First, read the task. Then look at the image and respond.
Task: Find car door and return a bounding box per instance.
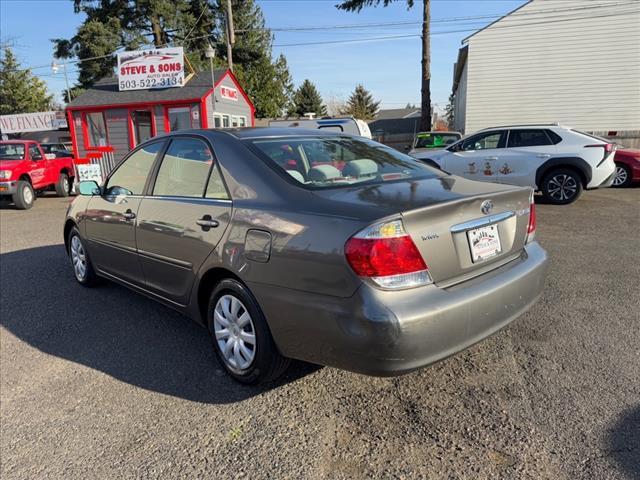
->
[135,136,232,305]
[84,141,165,285]
[27,144,47,188]
[498,129,558,186]
[441,130,506,182]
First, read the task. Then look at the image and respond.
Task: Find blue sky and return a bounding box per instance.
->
[1,0,523,111]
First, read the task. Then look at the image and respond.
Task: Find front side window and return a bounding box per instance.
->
[460,131,504,151]
[105,141,164,195]
[86,112,108,147]
[167,107,192,131]
[153,138,213,197]
[249,136,442,189]
[29,146,42,160]
[508,129,552,148]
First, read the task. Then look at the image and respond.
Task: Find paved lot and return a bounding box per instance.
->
[1,189,639,479]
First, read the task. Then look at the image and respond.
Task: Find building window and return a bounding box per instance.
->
[85,112,108,147]
[222,114,230,128]
[213,114,222,128]
[232,116,239,128]
[238,116,247,127]
[167,106,192,131]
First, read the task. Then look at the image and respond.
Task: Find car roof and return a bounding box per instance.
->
[0,140,36,144]
[159,127,353,141]
[478,124,569,131]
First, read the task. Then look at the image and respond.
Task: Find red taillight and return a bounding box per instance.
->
[345,236,427,277]
[526,200,536,243]
[585,143,614,153]
[345,219,431,289]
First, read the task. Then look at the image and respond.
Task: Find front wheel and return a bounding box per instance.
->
[12,180,35,210]
[541,169,583,205]
[207,279,290,384]
[55,173,70,197]
[612,163,632,187]
[68,227,98,286]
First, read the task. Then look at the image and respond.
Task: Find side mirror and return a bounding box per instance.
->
[78,180,101,196]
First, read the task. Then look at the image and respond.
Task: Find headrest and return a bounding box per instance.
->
[342,159,378,178]
[308,164,342,182]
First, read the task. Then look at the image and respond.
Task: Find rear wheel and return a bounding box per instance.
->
[541,168,583,205]
[207,279,290,384]
[55,173,70,197]
[12,180,35,210]
[612,163,632,187]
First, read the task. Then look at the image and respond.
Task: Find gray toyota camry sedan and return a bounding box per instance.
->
[64,128,548,384]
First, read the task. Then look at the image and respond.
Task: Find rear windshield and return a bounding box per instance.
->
[0,144,25,160]
[414,132,460,149]
[248,136,442,189]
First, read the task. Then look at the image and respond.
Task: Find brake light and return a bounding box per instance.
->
[345,219,431,289]
[526,194,536,244]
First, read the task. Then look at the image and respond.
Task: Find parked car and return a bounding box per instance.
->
[612,148,640,187]
[410,125,617,205]
[0,140,75,209]
[408,131,462,156]
[65,128,548,384]
[41,142,75,159]
[269,116,372,138]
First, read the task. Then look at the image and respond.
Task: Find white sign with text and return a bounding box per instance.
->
[0,111,67,134]
[117,47,184,91]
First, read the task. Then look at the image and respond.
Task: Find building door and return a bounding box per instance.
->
[131,109,154,145]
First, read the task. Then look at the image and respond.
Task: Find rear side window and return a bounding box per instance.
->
[508,129,552,147]
[545,130,563,145]
[106,141,164,195]
[248,136,441,189]
[153,138,213,197]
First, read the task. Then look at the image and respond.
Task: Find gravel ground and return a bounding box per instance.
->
[1,189,639,479]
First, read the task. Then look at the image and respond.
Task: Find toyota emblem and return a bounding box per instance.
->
[481,200,493,215]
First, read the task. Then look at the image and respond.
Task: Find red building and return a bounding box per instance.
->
[66,68,254,170]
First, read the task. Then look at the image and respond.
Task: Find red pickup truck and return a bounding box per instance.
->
[0,140,75,209]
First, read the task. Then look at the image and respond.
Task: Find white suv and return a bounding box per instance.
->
[410,125,617,204]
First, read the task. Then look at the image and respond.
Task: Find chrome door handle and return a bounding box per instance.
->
[197,215,219,230]
[485,156,498,161]
[123,210,136,220]
[536,154,551,159]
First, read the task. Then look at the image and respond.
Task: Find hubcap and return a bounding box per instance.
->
[213,295,256,371]
[63,177,69,192]
[70,235,87,281]
[547,174,578,201]
[613,166,628,186]
[23,185,33,204]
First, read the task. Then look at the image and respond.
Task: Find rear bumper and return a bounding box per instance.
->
[251,242,548,376]
[0,181,17,195]
[587,155,616,189]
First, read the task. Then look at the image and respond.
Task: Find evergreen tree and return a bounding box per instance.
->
[0,47,53,115]
[289,80,327,117]
[340,84,380,120]
[53,0,293,117]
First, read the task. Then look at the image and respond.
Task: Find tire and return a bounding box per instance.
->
[55,173,70,197]
[612,163,632,188]
[541,168,583,205]
[207,279,290,384]
[12,180,35,210]
[67,227,99,286]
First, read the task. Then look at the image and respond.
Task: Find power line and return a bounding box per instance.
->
[7,1,638,74]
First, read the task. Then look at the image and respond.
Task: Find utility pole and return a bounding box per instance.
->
[226,0,234,71]
[52,61,72,103]
[420,0,432,132]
